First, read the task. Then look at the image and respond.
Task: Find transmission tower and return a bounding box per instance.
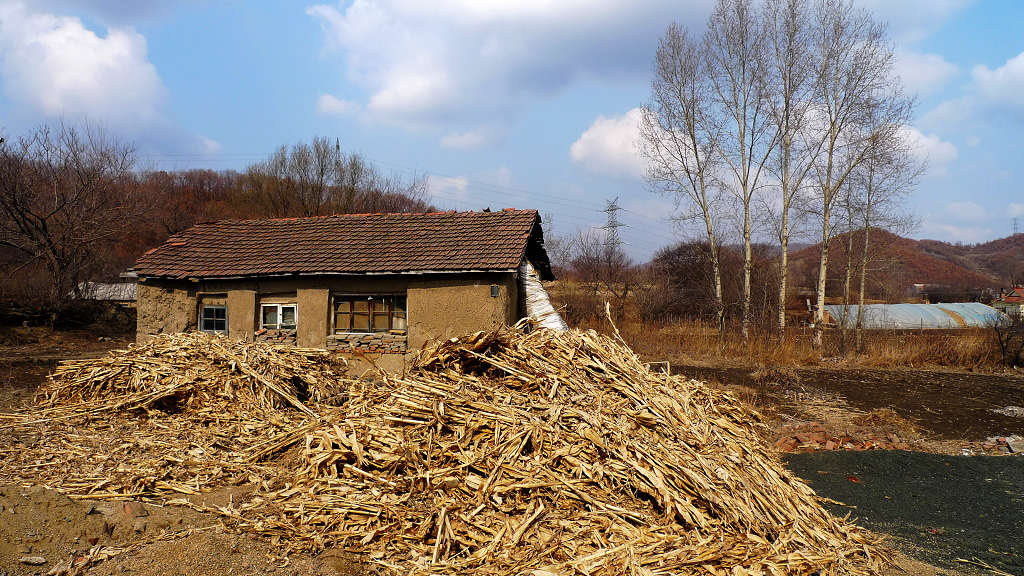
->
[601,197,626,253]
[1014,217,1019,236]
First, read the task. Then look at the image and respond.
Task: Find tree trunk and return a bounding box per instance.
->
[707,221,726,346]
[777,141,792,342]
[840,223,854,356]
[856,221,871,353]
[742,208,752,340]
[812,205,831,349]
[778,215,789,342]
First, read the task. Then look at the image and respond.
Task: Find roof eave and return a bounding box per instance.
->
[137,268,521,281]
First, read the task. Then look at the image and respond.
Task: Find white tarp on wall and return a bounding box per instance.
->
[521,261,568,331]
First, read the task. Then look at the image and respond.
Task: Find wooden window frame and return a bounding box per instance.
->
[200,305,228,335]
[260,303,297,330]
[333,294,407,335]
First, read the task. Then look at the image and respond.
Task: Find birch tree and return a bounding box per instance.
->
[852,129,921,352]
[641,24,727,341]
[761,0,821,340]
[705,0,776,340]
[808,0,911,349]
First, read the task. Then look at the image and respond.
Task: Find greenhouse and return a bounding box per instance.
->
[823,302,1004,330]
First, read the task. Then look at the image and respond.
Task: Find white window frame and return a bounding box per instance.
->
[200,305,228,334]
[261,303,298,330]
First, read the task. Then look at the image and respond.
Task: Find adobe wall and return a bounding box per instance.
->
[406,274,518,350]
[135,273,519,372]
[136,280,197,343]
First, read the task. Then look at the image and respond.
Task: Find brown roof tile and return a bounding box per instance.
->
[135,210,550,279]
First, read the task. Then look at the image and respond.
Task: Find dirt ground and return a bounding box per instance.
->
[0,483,361,576]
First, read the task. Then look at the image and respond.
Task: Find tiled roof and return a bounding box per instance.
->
[1001,287,1024,303]
[135,210,551,280]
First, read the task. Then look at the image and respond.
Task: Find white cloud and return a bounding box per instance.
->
[570,108,645,178]
[0,1,165,130]
[306,0,710,134]
[898,126,958,175]
[427,175,471,205]
[923,50,1024,131]
[1010,203,1024,218]
[439,128,492,150]
[316,93,358,117]
[944,201,986,222]
[893,50,958,95]
[971,52,1024,117]
[921,221,992,244]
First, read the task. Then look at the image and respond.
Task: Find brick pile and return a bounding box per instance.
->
[774,421,912,453]
[981,435,1023,454]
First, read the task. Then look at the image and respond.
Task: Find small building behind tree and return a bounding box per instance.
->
[993,286,1024,319]
[132,209,557,372]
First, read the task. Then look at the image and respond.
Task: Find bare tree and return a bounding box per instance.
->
[540,212,574,274]
[852,129,921,352]
[808,0,912,349]
[243,137,429,218]
[570,225,633,324]
[705,0,776,339]
[641,23,727,341]
[990,313,1024,368]
[0,123,138,304]
[761,0,821,340]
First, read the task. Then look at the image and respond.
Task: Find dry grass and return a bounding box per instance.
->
[584,318,1005,371]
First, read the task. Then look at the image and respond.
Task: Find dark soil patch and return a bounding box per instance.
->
[677,365,1024,440]
[786,451,1024,575]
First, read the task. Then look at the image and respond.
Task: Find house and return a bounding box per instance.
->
[132,210,557,372]
[993,286,1024,318]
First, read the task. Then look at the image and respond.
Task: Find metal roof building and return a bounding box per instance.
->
[824,302,1003,329]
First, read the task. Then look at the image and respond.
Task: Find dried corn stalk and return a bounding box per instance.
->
[1,328,891,575]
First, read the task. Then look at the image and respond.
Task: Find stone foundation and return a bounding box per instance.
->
[255,328,298,345]
[327,331,407,353]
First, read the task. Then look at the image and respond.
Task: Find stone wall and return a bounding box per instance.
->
[255,328,298,345]
[326,331,407,353]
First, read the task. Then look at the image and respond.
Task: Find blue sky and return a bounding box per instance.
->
[1,0,1022,259]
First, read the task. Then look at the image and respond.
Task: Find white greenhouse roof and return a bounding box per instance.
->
[824,302,1003,330]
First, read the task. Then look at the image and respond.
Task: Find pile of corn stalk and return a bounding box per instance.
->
[0,328,890,575]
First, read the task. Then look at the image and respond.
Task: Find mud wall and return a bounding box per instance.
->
[136,280,197,343]
[136,273,519,369]
[406,274,517,350]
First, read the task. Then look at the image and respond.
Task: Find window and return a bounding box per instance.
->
[261,304,297,330]
[334,295,406,334]
[200,305,227,334]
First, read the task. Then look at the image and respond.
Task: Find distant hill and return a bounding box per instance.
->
[916,234,1024,284]
[789,229,1022,300]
